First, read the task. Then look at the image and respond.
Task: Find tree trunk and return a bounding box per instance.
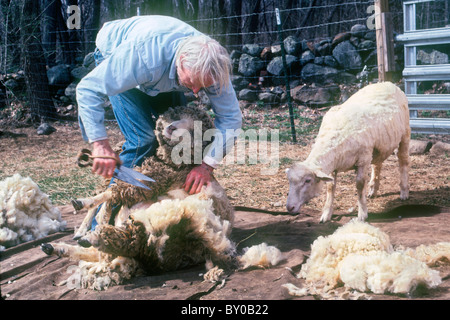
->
[21,0,55,122]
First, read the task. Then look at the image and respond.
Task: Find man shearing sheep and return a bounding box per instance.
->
[77,15,242,192]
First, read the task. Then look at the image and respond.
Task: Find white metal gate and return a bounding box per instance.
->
[396,0,450,134]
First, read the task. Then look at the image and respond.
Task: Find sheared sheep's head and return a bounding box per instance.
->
[155,105,215,167]
[285,163,333,214]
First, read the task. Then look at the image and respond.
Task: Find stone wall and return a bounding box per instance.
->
[231,23,407,108]
[7,23,450,115]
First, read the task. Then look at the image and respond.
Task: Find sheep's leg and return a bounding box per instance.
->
[114,205,131,228]
[319,171,337,223]
[41,242,101,262]
[73,206,98,240]
[86,223,144,258]
[72,190,114,240]
[71,189,113,211]
[397,134,410,200]
[368,163,382,198]
[356,163,370,221]
[95,201,112,226]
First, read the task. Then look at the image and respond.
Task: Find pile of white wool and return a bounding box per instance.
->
[0,174,66,251]
[283,220,450,299]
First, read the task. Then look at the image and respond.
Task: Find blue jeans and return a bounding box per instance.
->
[90,49,186,230]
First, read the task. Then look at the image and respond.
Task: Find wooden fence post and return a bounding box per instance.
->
[374,0,395,82]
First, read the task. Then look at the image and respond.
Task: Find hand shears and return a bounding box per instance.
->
[77,149,155,190]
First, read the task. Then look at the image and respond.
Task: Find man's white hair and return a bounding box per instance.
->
[175,35,231,93]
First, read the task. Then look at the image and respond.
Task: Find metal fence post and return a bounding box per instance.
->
[275,8,297,143]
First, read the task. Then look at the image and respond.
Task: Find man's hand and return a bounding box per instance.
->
[183,162,214,195]
[92,139,120,179]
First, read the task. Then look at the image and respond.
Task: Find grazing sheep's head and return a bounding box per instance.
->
[155,105,214,166]
[285,163,333,214]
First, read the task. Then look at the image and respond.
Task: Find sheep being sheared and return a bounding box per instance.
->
[41,105,237,289]
[286,82,410,222]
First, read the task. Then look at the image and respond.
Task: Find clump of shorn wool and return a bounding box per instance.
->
[239,242,285,269]
[283,220,450,299]
[0,174,66,251]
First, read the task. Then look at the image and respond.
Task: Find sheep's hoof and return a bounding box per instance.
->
[73,234,81,241]
[77,238,92,248]
[71,199,84,211]
[41,243,54,255]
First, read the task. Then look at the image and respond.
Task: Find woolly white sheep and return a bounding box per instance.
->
[286,82,410,222]
[0,174,66,251]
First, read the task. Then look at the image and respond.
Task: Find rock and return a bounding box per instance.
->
[70,66,90,81]
[300,63,340,85]
[260,47,273,60]
[47,64,71,87]
[298,39,308,52]
[417,49,449,65]
[238,54,266,77]
[358,40,377,59]
[266,55,298,76]
[323,55,339,68]
[271,45,282,56]
[429,141,450,156]
[358,40,376,51]
[258,92,279,104]
[238,89,258,101]
[83,52,96,70]
[350,36,360,47]
[283,35,302,56]
[409,140,433,155]
[299,50,315,66]
[242,44,263,57]
[230,50,241,73]
[64,82,78,102]
[316,40,332,56]
[231,75,250,91]
[350,24,368,38]
[37,123,56,135]
[332,40,362,72]
[314,57,324,65]
[332,32,350,47]
[339,72,357,84]
[291,84,340,107]
[364,30,376,41]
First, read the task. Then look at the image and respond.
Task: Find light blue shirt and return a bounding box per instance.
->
[76,15,242,167]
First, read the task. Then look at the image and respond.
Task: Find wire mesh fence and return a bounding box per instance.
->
[1,0,449,142]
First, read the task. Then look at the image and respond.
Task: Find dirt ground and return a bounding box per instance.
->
[1,121,450,301]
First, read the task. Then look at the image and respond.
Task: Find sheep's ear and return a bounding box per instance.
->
[163,119,191,139]
[314,170,333,182]
[170,119,191,131]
